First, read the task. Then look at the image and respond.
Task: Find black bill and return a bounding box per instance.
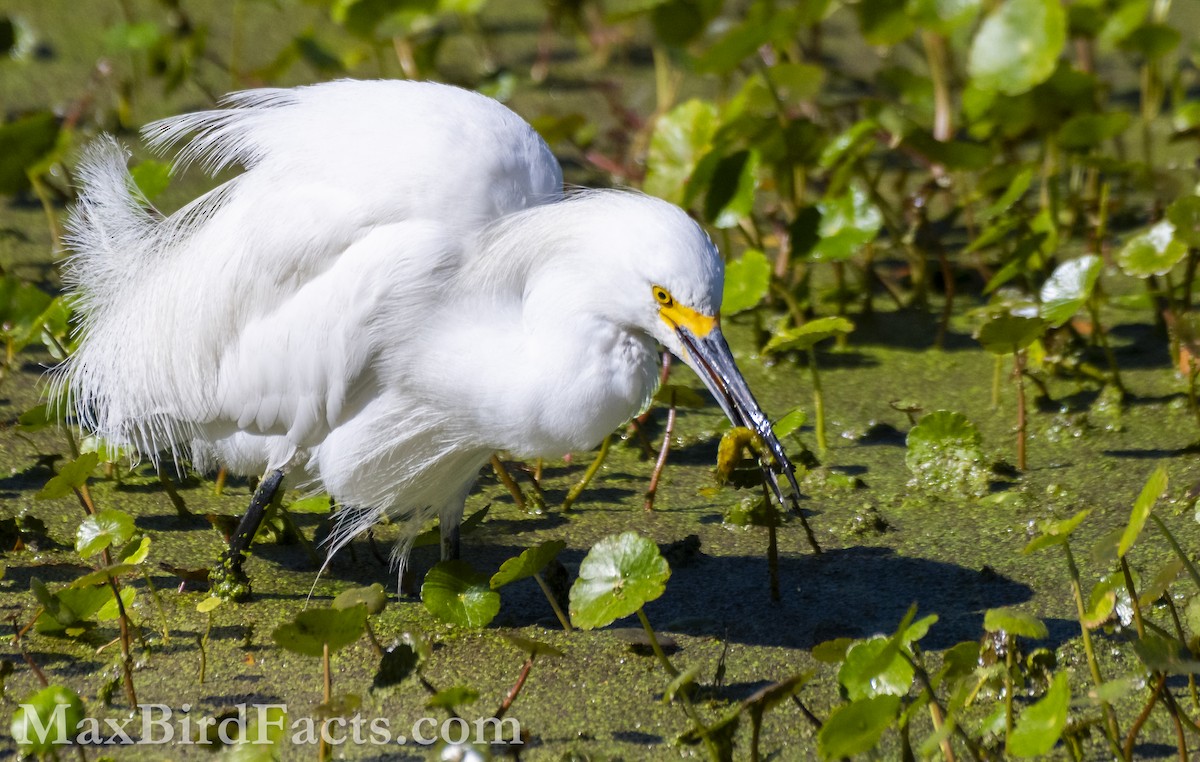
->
[677,326,821,553]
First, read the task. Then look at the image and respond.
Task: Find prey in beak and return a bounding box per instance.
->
[656,292,822,554]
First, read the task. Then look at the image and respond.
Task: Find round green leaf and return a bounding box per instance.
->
[1008,671,1070,757]
[12,685,84,753]
[818,694,902,759]
[569,532,671,630]
[704,149,760,229]
[643,99,718,205]
[722,248,771,315]
[500,633,565,657]
[772,407,808,439]
[1117,220,1187,278]
[1024,509,1092,553]
[763,316,855,354]
[333,583,387,615]
[977,314,1045,354]
[811,184,882,262]
[838,637,914,700]
[983,607,1049,639]
[75,509,135,559]
[271,604,368,657]
[490,540,566,590]
[1166,196,1200,247]
[1057,112,1130,151]
[36,452,100,501]
[1040,255,1101,327]
[421,560,501,628]
[968,0,1066,96]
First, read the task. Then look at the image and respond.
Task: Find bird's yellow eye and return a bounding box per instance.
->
[652,286,674,307]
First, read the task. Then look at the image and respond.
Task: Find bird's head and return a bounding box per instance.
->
[560,192,803,507]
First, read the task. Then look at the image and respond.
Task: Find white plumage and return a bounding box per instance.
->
[57,79,800,584]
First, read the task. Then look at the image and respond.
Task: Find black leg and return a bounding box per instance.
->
[441,522,461,562]
[210,469,285,600]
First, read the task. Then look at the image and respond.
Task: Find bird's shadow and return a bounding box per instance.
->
[482,544,1050,651]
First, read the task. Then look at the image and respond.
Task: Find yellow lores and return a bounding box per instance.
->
[653,285,717,338]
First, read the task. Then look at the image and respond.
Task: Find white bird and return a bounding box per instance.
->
[55,79,806,596]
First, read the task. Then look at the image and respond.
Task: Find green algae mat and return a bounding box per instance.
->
[4,1,1200,759]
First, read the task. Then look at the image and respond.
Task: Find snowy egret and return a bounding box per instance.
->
[56,79,807,595]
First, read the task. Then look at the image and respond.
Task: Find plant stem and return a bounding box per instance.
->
[495,656,534,719]
[1119,557,1146,638]
[141,568,170,644]
[1063,542,1124,757]
[320,642,331,762]
[563,435,611,511]
[808,347,826,455]
[635,608,678,678]
[1014,350,1027,470]
[533,572,572,631]
[1124,673,1164,760]
[1151,514,1200,588]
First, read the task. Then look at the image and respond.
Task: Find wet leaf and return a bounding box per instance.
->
[11,685,84,754]
[1008,671,1070,757]
[811,184,882,262]
[0,112,60,194]
[71,564,138,587]
[838,636,915,700]
[129,159,171,202]
[500,633,564,658]
[968,0,1066,95]
[75,509,135,559]
[662,664,702,703]
[1138,558,1185,607]
[36,452,100,500]
[905,410,988,498]
[288,494,333,514]
[1166,196,1200,247]
[1082,582,1116,629]
[977,314,1045,354]
[812,638,854,664]
[1040,255,1101,327]
[984,607,1048,639]
[426,685,479,709]
[1117,221,1187,278]
[644,99,718,205]
[1132,634,1200,674]
[763,316,855,354]
[906,0,980,34]
[116,535,151,565]
[704,149,759,228]
[653,384,707,409]
[569,532,670,630]
[373,643,419,690]
[95,586,136,621]
[1024,509,1092,553]
[197,596,223,614]
[34,583,111,633]
[818,694,902,759]
[1119,465,1167,557]
[422,561,500,628]
[721,248,771,315]
[333,583,387,615]
[490,540,566,589]
[1057,112,1130,150]
[17,402,67,433]
[271,604,367,657]
[772,407,807,439]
